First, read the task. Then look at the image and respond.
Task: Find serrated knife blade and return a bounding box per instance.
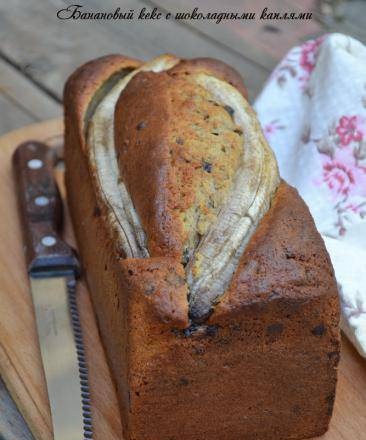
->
[13,141,92,440]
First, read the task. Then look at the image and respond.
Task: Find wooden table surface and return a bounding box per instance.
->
[0,0,366,136]
[0,1,366,439]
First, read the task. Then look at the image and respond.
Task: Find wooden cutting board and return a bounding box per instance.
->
[0,119,122,440]
[0,119,365,440]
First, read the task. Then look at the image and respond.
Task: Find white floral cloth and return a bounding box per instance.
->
[254,33,366,357]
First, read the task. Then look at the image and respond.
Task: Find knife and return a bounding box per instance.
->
[12,141,92,440]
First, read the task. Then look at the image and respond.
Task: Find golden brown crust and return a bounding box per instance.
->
[169,57,248,99]
[63,54,141,152]
[64,54,189,328]
[115,70,177,257]
[213,182,339,320]
[118,257,189,328]
[65,54,340,440]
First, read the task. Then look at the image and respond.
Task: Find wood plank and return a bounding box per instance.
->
[80,0,269,100]
[323,338,366,440]
[0,119,122,440]
[151,0,366,72]
[150,0,324,70]
[0,378,34,440]
[0,59,61,119]
[0,0,268,101]
[310,0,366,45]
[0,119,365,440]
[0,60,60,134]
[0,93,36,135]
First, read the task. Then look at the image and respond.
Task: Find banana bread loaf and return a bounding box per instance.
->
[64,54,340,440]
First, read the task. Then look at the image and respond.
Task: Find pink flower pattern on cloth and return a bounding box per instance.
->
[335,116,366,146]
[269,35,325,88]
[254,33,366,357]
[314,115,366,235]
[299,38,324,74]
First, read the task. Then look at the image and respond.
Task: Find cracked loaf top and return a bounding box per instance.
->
[83,54,280,322]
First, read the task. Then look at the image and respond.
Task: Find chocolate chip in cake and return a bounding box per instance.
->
[328,351,340,365]
[136,121,146,130]
[266,323,284,336]
[193,346,205,355]
[224,105,235,117]
[176,137,184,145]
[93,205,101,217]
[234,128,243,135]
[285,249,296,259]
[207,197,215,208]
[312,324,326,336]
[182,248,190,266]
[179,377,189,386]
[202,161,212,173]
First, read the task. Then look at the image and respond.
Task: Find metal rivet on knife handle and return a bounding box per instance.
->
[34,195,50,207]
[41,235,57,247]
[27,158,43,169]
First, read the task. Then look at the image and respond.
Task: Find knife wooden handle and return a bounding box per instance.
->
[12,141,79,277]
